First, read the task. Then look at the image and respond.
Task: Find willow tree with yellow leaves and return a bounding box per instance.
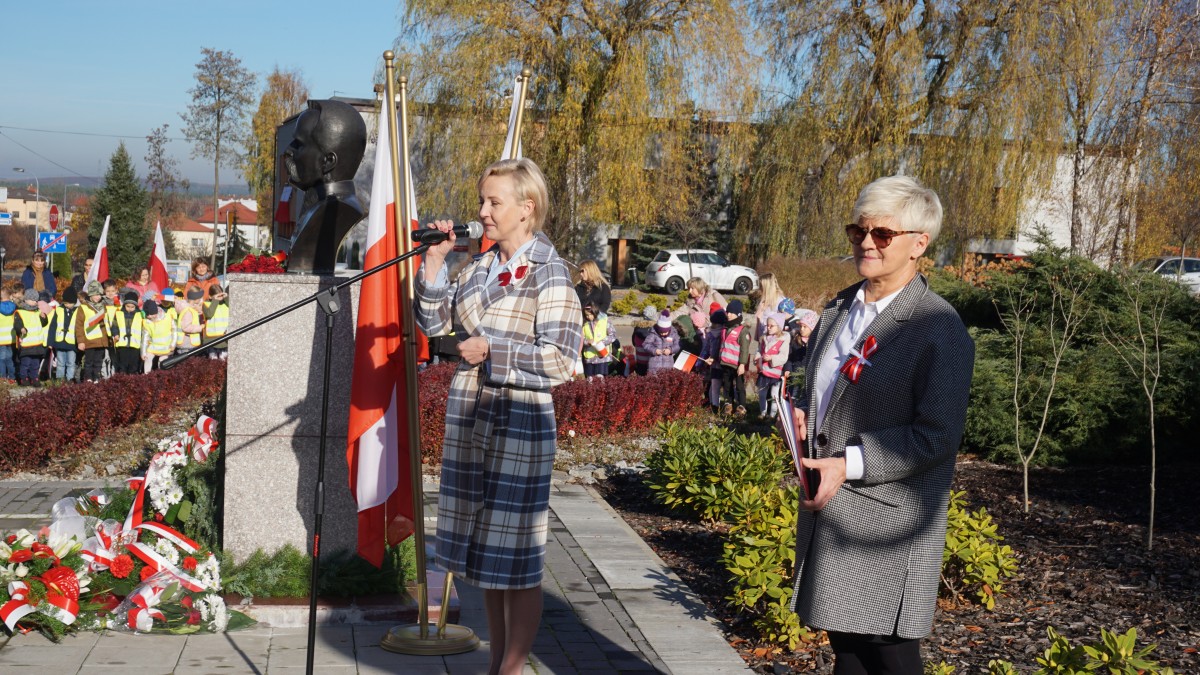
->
[740,1,1066,262]
[243,67,310,230]
[392,0,758,260]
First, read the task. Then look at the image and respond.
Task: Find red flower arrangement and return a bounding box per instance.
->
[228,252,287,274]
[140,566,156,582]
[182,556,198,572]
[109,554,134,579]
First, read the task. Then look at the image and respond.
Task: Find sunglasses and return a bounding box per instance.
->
[845,223,921,249]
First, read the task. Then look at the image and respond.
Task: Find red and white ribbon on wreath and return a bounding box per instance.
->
[187,415,218,462]
[122,466,207,592]
[0,571,81,631]
[839,335,878,384]
[80,519,125,572]
[127,583,167,632]
[0,581,37,631]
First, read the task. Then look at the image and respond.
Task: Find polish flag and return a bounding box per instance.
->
[345,108,416,567]
[674,351,699,372]
[148,222,170,292]
[87,215,111,284]
[479,75,528,254]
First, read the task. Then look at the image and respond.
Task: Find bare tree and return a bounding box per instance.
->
[145,124,189,222]
[1100,270,1172,549]
[181,48,256,268]
[994,253,1094,512]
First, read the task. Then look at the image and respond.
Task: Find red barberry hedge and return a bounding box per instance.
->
[0,360,226,473]
[416,364,704,465]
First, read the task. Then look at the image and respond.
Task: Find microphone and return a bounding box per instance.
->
[412,221,483,245]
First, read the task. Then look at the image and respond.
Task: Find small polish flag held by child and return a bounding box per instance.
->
[674,351,699,372]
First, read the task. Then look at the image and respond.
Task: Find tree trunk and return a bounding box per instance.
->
[1112,22,1162,267]
[1148,397,1156,550]
[1070,125,1087,255]
[211,140,220,270]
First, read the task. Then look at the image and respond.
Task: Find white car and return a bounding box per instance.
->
[1138,257,1200,294]
[645,249,759,295]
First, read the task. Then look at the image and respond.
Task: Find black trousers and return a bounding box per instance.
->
[114,347,141,375]
[81,348,107,382]
[827,631,922,675]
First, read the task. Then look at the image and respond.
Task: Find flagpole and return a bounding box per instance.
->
[508,67,532,160]
[380,51,478,656]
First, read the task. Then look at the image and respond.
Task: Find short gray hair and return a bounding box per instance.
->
[852,175,943,242]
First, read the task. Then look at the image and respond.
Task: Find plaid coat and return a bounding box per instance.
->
[415,233,582,589]
[789,274,974,639]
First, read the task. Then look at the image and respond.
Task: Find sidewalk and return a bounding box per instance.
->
[0,477,750,674]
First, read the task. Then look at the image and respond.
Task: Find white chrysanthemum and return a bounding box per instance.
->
[204,594,228,632]
[195,554,221,590]
[153,538,180,566]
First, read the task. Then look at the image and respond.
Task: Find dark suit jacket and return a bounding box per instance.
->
[789,273,974,639]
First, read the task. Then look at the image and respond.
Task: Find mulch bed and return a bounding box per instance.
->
[595,457,1200,672]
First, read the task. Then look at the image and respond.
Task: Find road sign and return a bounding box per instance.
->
[0,213,11,227]
[38,231,68,254]
[48,204,60,230]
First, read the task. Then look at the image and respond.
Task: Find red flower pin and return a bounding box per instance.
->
[497,265,529,287]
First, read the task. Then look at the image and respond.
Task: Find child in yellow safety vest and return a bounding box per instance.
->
[580,303,616,379]
[201,284,229,360]
[111,291,145,375]
[47,286,80,381]
[0,290,16,382]
[76,281,113,383]
[102,279,120,379]
[177,287,206,354]
[140,299,176,372]
[13,289,48,387]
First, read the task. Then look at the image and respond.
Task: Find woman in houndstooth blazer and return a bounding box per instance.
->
[789,175,974,674]
[416,158,582,675]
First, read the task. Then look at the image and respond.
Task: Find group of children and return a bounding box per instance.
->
[575,292,822,420]
[0,278,230,386]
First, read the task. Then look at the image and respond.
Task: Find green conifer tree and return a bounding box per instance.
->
[90,142,150,280]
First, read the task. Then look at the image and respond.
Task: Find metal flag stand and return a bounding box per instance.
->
[378,50,478,656]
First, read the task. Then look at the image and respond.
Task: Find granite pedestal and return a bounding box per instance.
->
[223,271,363,561]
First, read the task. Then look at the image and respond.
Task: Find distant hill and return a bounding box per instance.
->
[1,177,252,198]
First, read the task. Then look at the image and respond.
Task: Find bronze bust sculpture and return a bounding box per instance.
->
[285,99,366,273]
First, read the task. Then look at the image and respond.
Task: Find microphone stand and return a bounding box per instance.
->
[162,242,431,675]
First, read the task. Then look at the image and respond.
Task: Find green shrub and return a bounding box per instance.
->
[645,423,789,523]
[941,490,1018,609]
[611,290,641,316]
[996,626,1181,674]
[221,540,416,599]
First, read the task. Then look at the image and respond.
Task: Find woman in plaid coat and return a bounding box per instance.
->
[416,158,582,675]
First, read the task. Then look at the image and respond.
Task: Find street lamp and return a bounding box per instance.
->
[13,167,44,252]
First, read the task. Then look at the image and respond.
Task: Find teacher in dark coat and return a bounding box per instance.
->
[21,251,57,299]
[789,175,974,674]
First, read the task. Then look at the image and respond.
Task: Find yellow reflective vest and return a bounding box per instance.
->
[53,306,77,346]
[0,313,15,347]
[143,317,176,356]
[17,309,46,348]
[204,303,229,337]
[178,306,202,348]
[112,311,145,349]
[78,305,109,342]
[581,316,611,360]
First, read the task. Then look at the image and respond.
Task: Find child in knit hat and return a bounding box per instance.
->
[642,310,681,375]
[754,312,791,420]
[716,299,752,415]
[140,299,176,372]
[111,291,145,374]
[0,290,16,382]
[75,281,113,383]
[698,303,727,411]
[47,286,80,381]
[13,289,48,386]
[782,308,819,401]
[176,286,206,355]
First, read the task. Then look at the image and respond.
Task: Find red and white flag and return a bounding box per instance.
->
[346,108,418,568]
[674,351,699,372]
[148,221,170,292]
[87,216,111,284]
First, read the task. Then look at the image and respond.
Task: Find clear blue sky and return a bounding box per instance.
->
[1,0,403,189]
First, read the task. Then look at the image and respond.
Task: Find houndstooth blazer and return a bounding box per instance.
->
[788,273,974,640]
